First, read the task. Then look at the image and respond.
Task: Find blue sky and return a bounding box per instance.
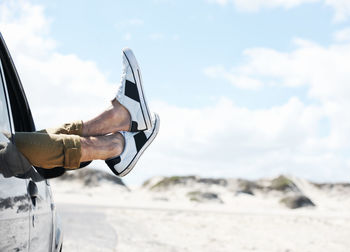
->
[1,0,350,184]
[31,0,341,109]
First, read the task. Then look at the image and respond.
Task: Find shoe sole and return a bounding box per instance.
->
[122,48,152,131]
[119,113,160,177]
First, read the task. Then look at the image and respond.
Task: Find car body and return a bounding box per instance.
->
[0,33,63,252]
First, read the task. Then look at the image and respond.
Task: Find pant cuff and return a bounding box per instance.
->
[62,135,81,169]
[65,120,83,136]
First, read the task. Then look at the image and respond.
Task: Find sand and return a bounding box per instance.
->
[50,175,350,252]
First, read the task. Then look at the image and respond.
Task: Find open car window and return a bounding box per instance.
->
[0,33,66,179]
[0,60,11,142]
[0,33,35,133]
[0,33,38,178]
[0,59,33,178]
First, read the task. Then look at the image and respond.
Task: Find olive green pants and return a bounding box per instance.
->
[14,121,83,169]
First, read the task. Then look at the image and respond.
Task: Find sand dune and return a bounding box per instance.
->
[51,169,350,252]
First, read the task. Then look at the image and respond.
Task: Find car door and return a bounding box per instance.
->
[0,33,55,252]
[27,177,54,252]
[0,56,31,251]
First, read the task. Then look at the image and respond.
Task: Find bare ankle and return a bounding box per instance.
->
[107,133,125,158]
[81,100,131,137]
[111,99,131,131]
[80,133,125,162]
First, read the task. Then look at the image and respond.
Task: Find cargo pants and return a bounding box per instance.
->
[14,121,84,169]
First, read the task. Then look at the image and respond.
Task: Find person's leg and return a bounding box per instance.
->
[39,120,83,135]
[82,98,131,136]
[14,132,124,169]
[14,48,158,176]
[39,99,130,137]
[14,97,131,169]
[80,133,124,162]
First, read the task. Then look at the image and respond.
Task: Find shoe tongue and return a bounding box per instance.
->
[116,79,124,99]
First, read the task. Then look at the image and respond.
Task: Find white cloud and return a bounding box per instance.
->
[137,97,348,182]
[334,27,350,42]
[204,65,263,90]
[325,0,350,22]
[209,0,350,22]
[0,1,115,129]
[235,0,317,11]
[0,1,56,58]
[227,38,350,106]
[204,36,350,174]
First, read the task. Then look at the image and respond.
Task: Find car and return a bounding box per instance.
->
[0,33,63,252]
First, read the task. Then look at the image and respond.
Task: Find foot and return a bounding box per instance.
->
[105,113,160,177]
[116,48,152,132]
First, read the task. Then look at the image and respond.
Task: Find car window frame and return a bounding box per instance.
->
[0,57,15,138]
[0,33,36,133]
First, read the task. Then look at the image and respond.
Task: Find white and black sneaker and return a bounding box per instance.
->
[105,113,160,177]
[116,48,152,132]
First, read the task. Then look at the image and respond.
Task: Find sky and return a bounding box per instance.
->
[1,0,350,185]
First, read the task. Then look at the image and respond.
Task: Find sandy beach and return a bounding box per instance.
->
[51,169,350,252]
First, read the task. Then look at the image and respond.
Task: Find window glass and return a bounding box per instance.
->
[0,62,11,142]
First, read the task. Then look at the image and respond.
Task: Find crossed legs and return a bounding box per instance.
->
[15,99,131,169]
[14,48,160,177]
[80,99,130,162]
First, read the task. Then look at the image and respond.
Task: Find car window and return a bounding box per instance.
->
[0,59,32,178]
[0,60,11,142]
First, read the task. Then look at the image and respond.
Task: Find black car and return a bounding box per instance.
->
[0,33,63,252]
